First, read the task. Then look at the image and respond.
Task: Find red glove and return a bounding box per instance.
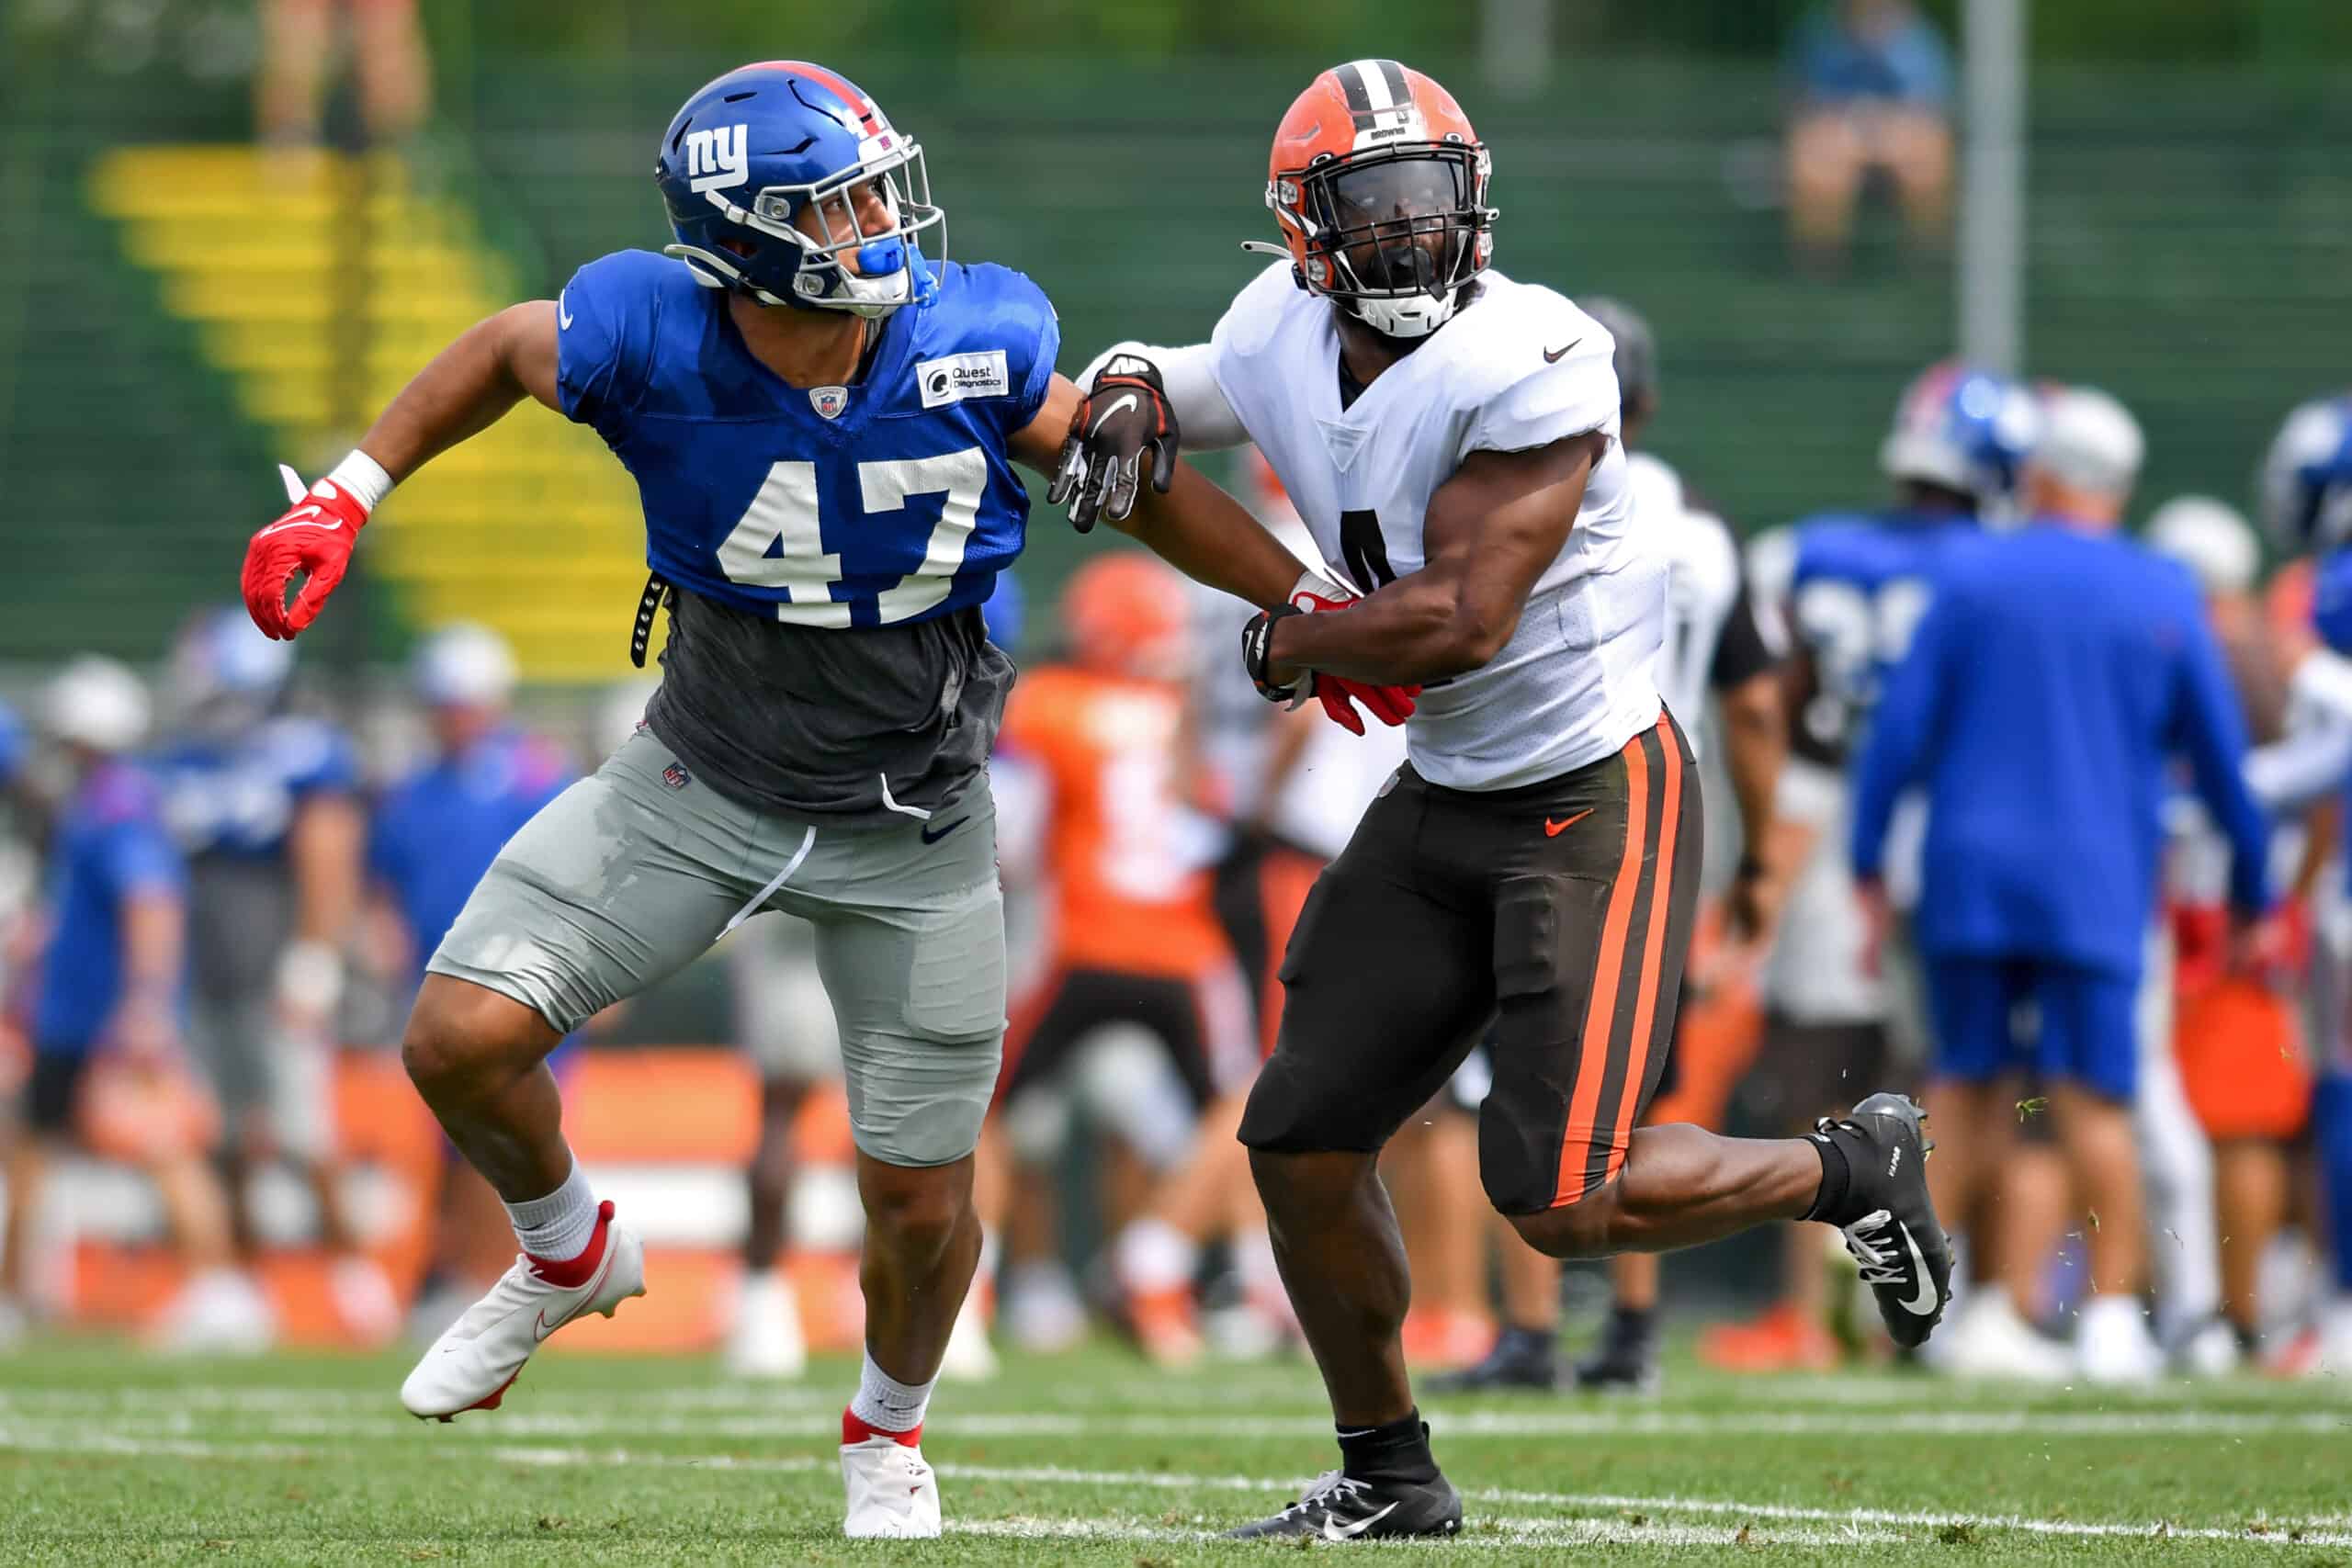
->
[1284,575,1419,735]
[242,464,370,639]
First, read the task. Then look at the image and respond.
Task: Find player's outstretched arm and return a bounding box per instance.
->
[1012,372,1306,612]
[242,302,560,638]
[1266,431,1607,687]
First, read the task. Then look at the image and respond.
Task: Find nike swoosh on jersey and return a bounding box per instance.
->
[919,818,967,845]
[1543,337,1583,364]
[1544,808,1593,837]
[254,510,337,538]
[558,289,574,331]
[1323,1503,1399,1540]
[1894,1223,1939,1315]
[1090,392,1139,434]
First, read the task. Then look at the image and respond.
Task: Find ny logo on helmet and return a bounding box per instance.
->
[684,124,749,194]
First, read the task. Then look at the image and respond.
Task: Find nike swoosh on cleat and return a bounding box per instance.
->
[1090,392,1139,434]
[1894,1223,1939,1315]
[1323,1502,1399,1540]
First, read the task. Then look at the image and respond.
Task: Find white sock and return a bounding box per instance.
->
[504,1160,598,1261]
[849,1349,935,1436]
[1117,1217,1199,1293]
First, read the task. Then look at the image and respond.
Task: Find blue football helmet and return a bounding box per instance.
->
[2260,392,2352,557]
[655,61,942,319]
[1879,361,2041,510]
[169,604,293,732]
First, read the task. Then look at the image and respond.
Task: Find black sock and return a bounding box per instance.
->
[1609,1303,1657,1342]
[1800,1131,1852,1224]
[1337,1410,1440,1485]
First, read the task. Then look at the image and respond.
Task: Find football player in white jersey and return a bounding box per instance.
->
[1053,60,1949,1540]
[1430,297,1792,1398]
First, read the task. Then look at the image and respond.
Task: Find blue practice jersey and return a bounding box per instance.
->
[558,248,1056,631]
[1778,509,1980,767]
[1851,523,2269,976]
[370,729,575,975]
[35,760,186,1050]
[553,248,1056,821]
[153,715,359,862]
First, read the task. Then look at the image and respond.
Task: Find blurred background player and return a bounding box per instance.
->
[2253,392,2352,1372]
[1851,386,2272,1384]
[1433,296,1791,1394]
[151,608,392,1346]
[368,625,574,1337]
[1105,458,1407,1367]
[1717,362,2034,1374]
[2146,496,2298,1373]
[2,659,243,1349]
[989,554,1253,1361]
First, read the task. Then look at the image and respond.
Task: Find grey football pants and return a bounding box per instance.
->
[429,731,1004,1167]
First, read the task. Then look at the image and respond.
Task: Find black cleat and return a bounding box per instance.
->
[1572,1308,1661,1394]
[1226,1469,1464,1541]
[1811,1092,1952,1349]
[1426,1325,1559,1393]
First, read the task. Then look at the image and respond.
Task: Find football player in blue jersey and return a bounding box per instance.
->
[1731,363,2040,1372]
[235,61,1402,1538]
[150,607,394,1346]
[1,659,243,1350]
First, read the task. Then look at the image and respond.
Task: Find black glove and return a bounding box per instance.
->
[1240,604,1304,701]
[1047,354,1181,532]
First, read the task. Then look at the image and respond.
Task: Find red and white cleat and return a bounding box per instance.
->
[841,1413,942,1539]
[400,1201,643,1421]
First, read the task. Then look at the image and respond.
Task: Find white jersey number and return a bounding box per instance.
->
[717,449,986,626]
[1792,575,1932,748]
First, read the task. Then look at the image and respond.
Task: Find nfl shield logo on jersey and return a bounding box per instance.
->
[809,385,849,421]
[662,761,691,789]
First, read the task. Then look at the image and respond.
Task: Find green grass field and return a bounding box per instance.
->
[2,1336,2346,1564]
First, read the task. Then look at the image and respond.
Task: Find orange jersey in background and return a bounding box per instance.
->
[1001,663,1230,980]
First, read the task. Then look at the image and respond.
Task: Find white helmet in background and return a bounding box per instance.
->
[46,655,152,755]
[2145,495,2260,598]
[411,623,519,709]
[2031,385,2145,501]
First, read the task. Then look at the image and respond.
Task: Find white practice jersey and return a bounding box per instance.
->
[1629,451,1748,761]
[1205,262,1665,791]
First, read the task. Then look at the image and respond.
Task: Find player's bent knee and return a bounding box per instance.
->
[857,1159,972,1264]
[1236,1055,1384,1156]
[1506,1181,1625,1260]
[400,976,557,1092]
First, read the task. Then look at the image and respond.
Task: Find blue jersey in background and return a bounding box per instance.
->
[1851,522,2269,976]
[1778,508,1979,766]
[369,729,576,977]
[35,760,185,1050]
[152,715,360,863]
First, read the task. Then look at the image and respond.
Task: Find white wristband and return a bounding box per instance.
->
[325,449,395,513]
[276,939,347,1017]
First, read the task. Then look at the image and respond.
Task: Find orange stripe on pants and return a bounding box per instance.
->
[1598,714,1685,1190]
[1555,728,1650,1208]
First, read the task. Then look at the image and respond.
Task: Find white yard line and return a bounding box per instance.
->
[951,1515,1911,1547]
[0,1390,2341,1440]
[2,1427,2344,1549]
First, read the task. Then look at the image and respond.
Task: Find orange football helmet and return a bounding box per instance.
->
[1059,551,1191,682]
[1261,59,1496,339]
